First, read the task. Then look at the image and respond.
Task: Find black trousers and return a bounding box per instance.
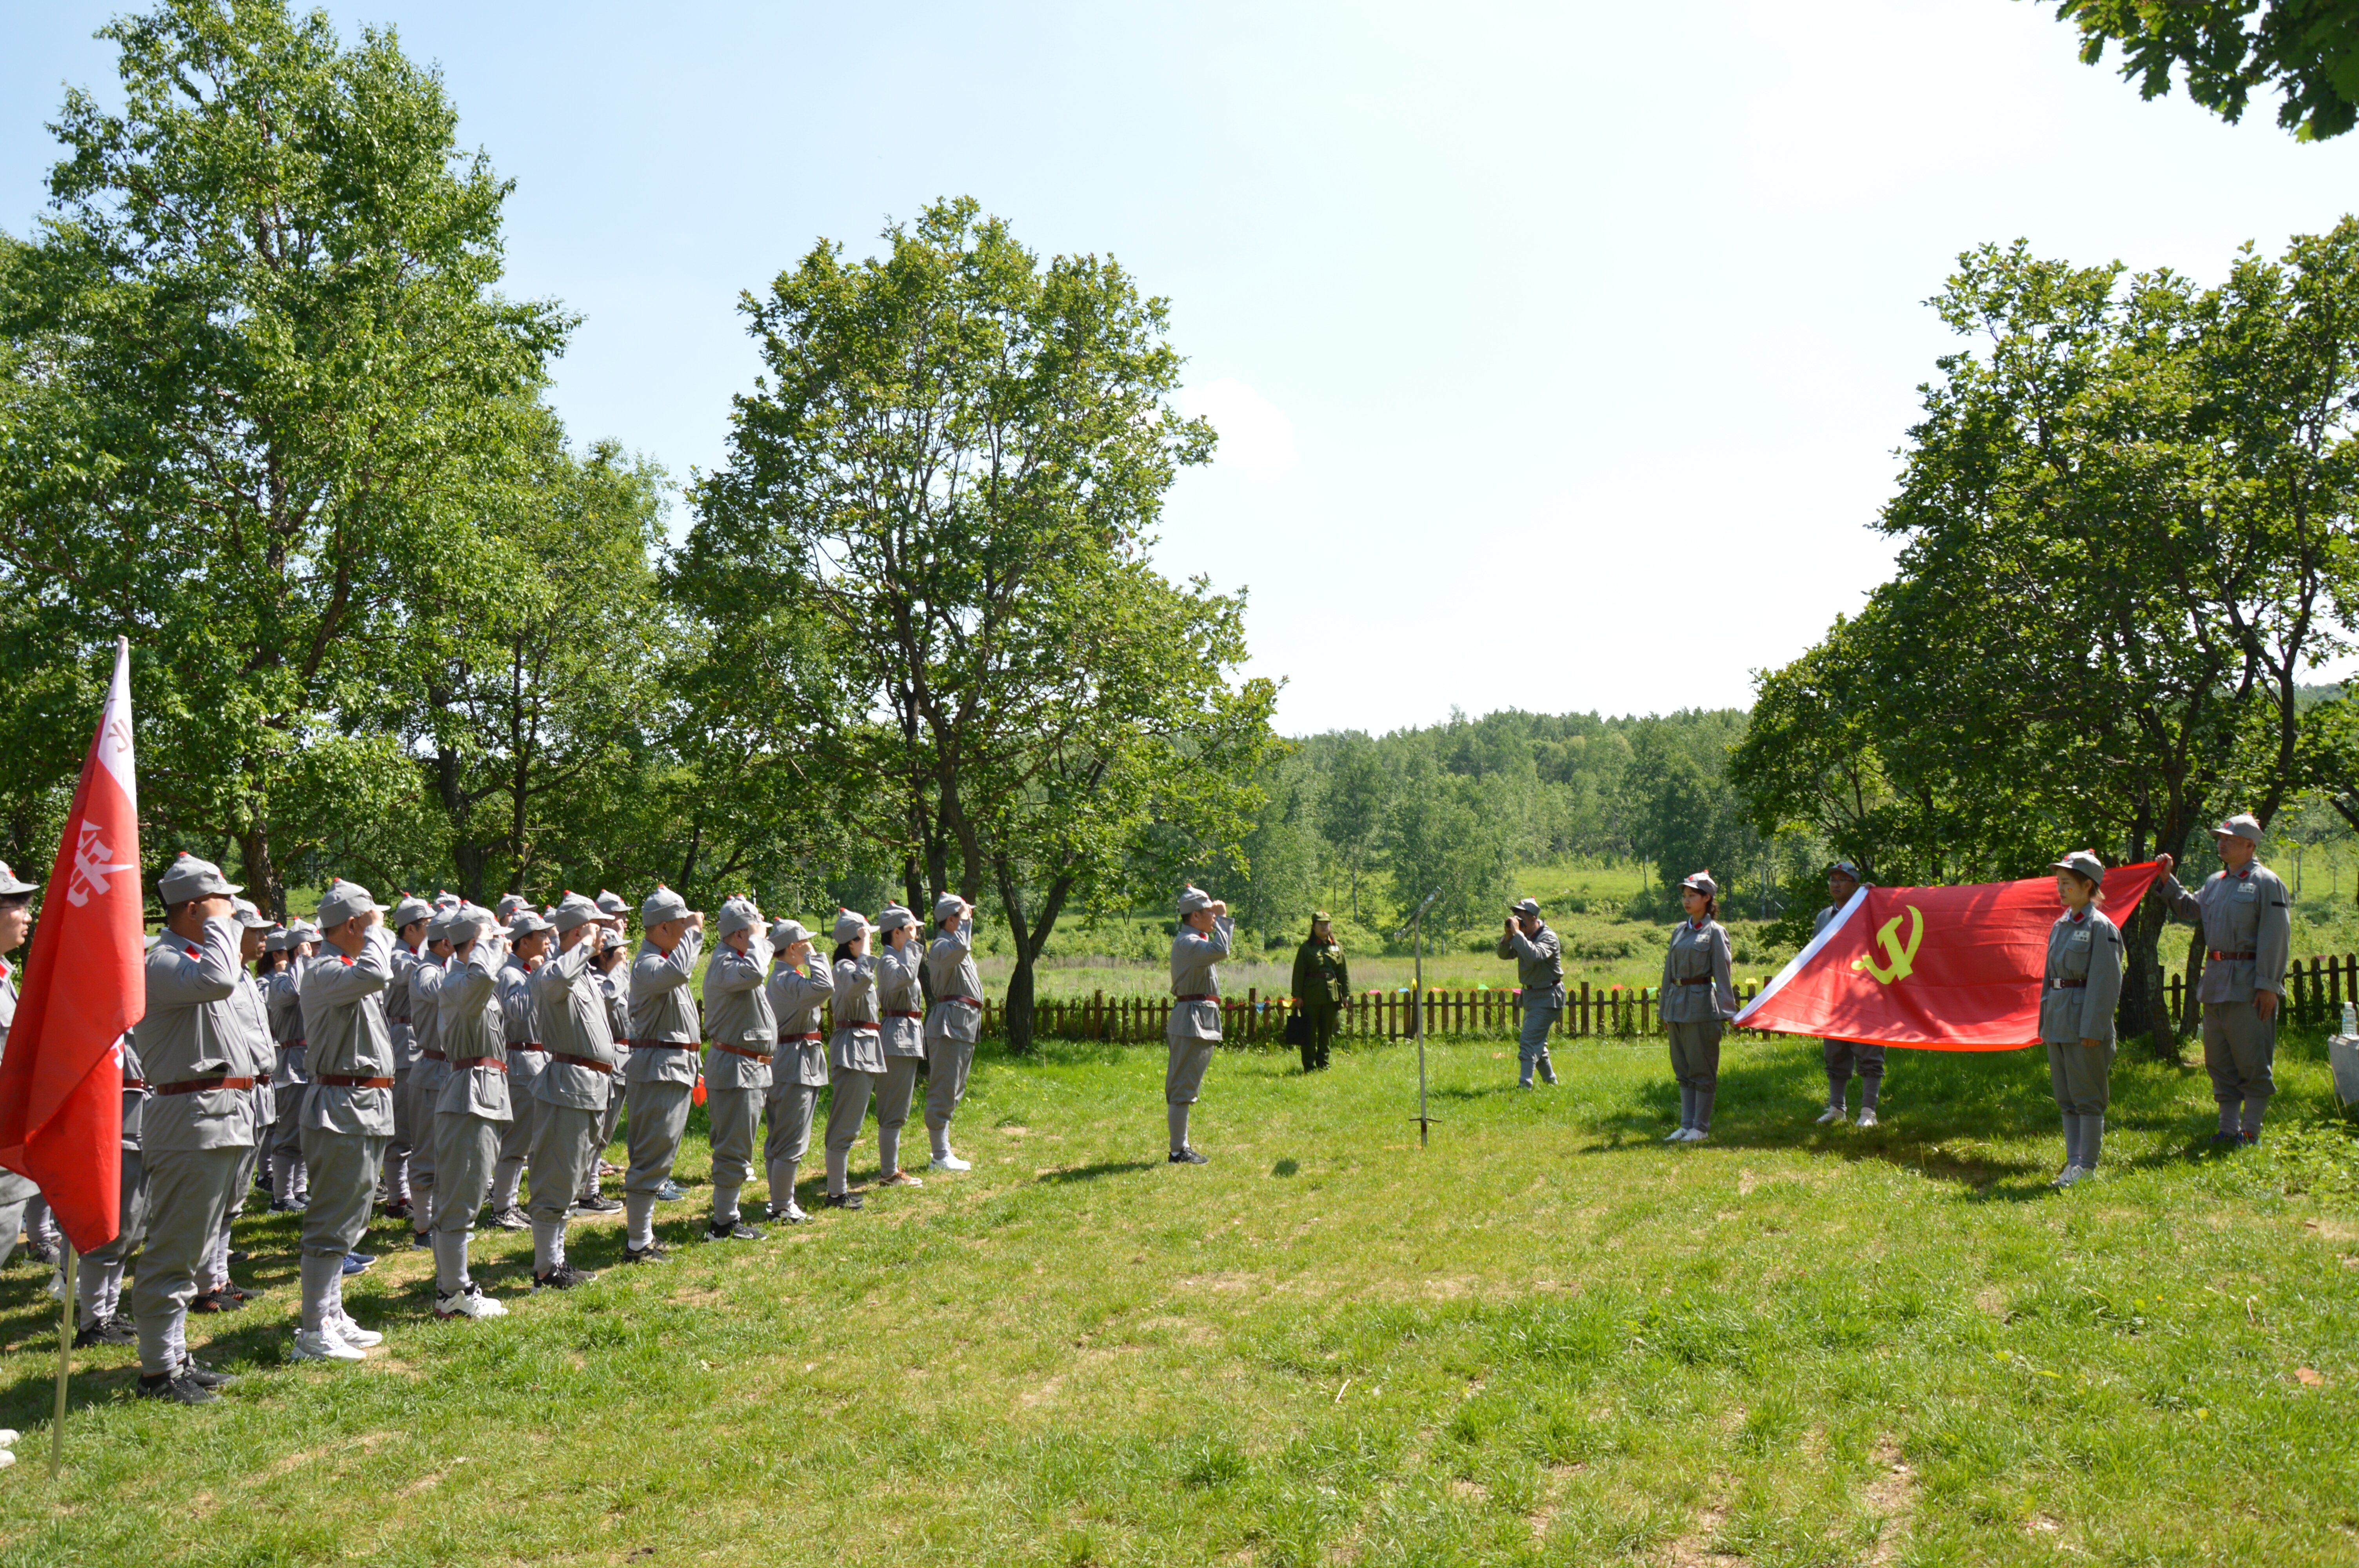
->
[1299,1006,1338,1071]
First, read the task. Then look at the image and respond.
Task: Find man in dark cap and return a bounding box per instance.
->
[1496,898,1563,1087]
[1289,912,1349,1073]
[1812,862,1885,1127]
[2153,813,2294,1144]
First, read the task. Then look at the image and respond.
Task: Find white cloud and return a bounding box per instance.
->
[1176,377,1298,472]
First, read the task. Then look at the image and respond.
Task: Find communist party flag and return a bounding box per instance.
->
[0,638,140,1251]
[1733,863,2165,1051]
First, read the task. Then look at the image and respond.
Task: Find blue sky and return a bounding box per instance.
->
[7,1,2358,733]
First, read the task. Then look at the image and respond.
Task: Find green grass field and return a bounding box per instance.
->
[1,1025,2354,1566]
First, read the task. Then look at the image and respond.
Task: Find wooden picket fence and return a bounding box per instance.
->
[2171,952,2359,1027]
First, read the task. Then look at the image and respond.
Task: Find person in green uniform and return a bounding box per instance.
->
[1288,912,1349,1072]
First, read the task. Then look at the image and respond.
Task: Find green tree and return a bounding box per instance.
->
[2053,0,2359,140]
[1383,763,1512,936]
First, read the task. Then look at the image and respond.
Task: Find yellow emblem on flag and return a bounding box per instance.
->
[1851,906,1924,985]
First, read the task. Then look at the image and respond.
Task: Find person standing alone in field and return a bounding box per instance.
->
[1812,861,1885,1127]
[1497,898,1563,1087]
[2152,813,2293,1146]
[1289,912,1349,1072]
[1166,886,1233,1164]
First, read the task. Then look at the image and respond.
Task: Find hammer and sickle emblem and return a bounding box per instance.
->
[1850,905,1924,985]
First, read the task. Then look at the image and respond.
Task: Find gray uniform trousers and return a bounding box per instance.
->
[299,1127,387,1332]
[2047,1040,2116,1170]
[431,1111,502,1294]
[924,1036,976,1158]
[1824,1038,1886,1109]
[78,1149,149,1327]
[406,1058,450,1234]
[132,1145,246,1376]
[1518,1002,1559,1084]
[23,1194,58,1254]
[2201,1001,2276,1133]
[529,1103,603,1274]
[384,1066,414,1204]
[271,1047,308,1201]
[622,1077,694,1249]
[210,1135,261,1291]
[765,1082,823,1208]
[823,1071,878,1195]
[1667,1020,1724,1132]
[1166,1036,1218,1155]
[876,1056,921,1176]
[490,1049,547,1213]
[705,1078,765,1224]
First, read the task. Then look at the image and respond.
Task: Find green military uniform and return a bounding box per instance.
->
[1288,913,1349,1072]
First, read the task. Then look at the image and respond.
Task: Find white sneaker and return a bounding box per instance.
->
[0,1428,19,1445]
[434,1283,509,1320]
[2051,1164,2087,1189]
[928,1152,972,1172]
[1683,1129,1710,1143]
[292,1326,364,1362]
[1856,1108,1878,1129]
[1814,1105,1846,1125]
[333,1311,383,1348]
[1664,1127,1688,1143]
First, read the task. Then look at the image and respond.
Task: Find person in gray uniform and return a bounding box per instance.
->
[486,909,553,1232]
[1496,898,1564,1088]
[763,917,829,1223]
[1811,861,1884,1127]
[527,895,616,1288]
[576,935,631,1213]
[2039,850,2125,1188]
[264,925,311,1209]
[700,895,774,1241]
[195,896,276,1314]
[622,886,705,1261]
[923,895,982,1173]
[872,904,928,1190]
[2152,813,2294,1145]
[379,893,433,1220]
[824,909,884,1209]
[0,862,45,1272]
[132,853,258,1405]
[404,912,456,1249]
[74,1029,147,1344]
[294,879,399,1360]
[1167,886,1234,1165]
[1660,871,1737,1144]
[431,904,512,1319]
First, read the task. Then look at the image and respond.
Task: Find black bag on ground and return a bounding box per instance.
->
[1282,1011,1311,1047]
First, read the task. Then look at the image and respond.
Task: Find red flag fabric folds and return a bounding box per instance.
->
[1733,864,2164,1051]
[0,638,140,1251]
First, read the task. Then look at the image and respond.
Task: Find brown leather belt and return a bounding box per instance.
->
[315,1074,396,1088]
[712,1043,772,1060]
[157,1076,255,1095]
[884,1010,923,1019]
[254,1072,272,1085]
[551,1053,613,1074]
[450,1058,508,1073]
[1175,994,1215,1002]
[786,1031,823,1042]
[1674,976,1714,985]
[420,1049,447,1060]
[2209,950,2255,961]
[512,1041,545,1052]
[2050,978,2086,989]
[281,1038,306,1048]
[122,1078,146,1090]
[934,996,982,1007]
[641,1040,697,1049]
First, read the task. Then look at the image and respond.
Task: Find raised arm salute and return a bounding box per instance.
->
[823,910,884,1210]
[700,897,775,1242]
[922,896,982,1172]
[2152,813,2294,1146]
[622,887,703,1262]
[1496,899,1564,1088]
[527,896,622,1289]
[296,881,398,1360]
[430,905,512,1321]
[1166,886,1234,1165]
[872,905,927,1190]
[763,919,830,1223]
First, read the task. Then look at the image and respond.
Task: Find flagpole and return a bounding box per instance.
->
[50,1240,74,1479]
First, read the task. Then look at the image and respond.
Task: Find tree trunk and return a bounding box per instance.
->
[238,822,284,921]
[992,854,1080,1056]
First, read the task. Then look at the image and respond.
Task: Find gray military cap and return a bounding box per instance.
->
[263,927,294,953]
[1827,861,1862,882]
[1177,886,1214,916]
[1680,870,1719,898]
[596,889,629,917]
[433,889,462,910]
[229,896,272,930]
[550,893,603,934]
[158,852,240,906]
[2212,813,2264,844]
[316,878,386,928]
[390,894,435,928]
[507,908,554,939]
[642,885,691,926]
[2048,849,2106,886]
[876,904,915,935]
[1508,897,1542,919]
[495,893,527,921]
[770,917,812,947]
[715,896,763,938]
[832,908,874,945]
[285,920,321,946]
[933,893,967,925]
[0,860,38,898]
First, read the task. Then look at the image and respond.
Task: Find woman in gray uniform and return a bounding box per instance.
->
[923,895,982,1172]
[430,905,511,1320]
[528,896,620,1288]
[824,910,884,1210]
[486,909,554,1232]
[575,935,630,1213]
[1659,870,1737,1144]
[404,913,454,1249]
[700,896,774,1241]
[264,926,310,1210]
[1167,886,1233,1165]
[2041,850,2125,1188]
[195,897,275,1314]
[873,905,927,1189]
[763,918,829,1223]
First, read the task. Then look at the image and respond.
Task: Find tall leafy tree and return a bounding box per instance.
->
[2053,0,2359,140]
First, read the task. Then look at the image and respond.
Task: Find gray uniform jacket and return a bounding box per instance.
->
[267,965,307,1091]
[387,941,418,1067]
[500,956,542,1047]
[301,928,398,1135]
[1658,919,1737,1024]
[2154,864,2292,1003]
[2039,906,2124,1045]
[436,945,512,1122]
[831,956,886,1073]
[924,918,983,1045]
[1169,916,1235,1042]
[409,953,446,1057]
[601,966,632,1058]
[119,1033,147,1149]
[1812,894,1870,936]
[141,918,260,1152]
[533,940,619,1111]
[1497,924,1567,1007]
[767,961,832,1088]
[878,941,926,1058]
[703,935,776,1091]
[626,931,704,1087]
[229,971,278,1126]
[0,965,33,1202]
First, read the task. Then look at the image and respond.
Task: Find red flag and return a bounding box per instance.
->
[0,637,140,1251]
[1734,864,2165,1051]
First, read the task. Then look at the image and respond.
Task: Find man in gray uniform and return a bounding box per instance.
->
[1166,886,1233,1165]
[431,904,512,1319]
[1496,898,1563,1088]
[700,895,773,1241]
[294,880,399,1361]
[528,895,615,1287]
[196,895,275,1313]
[1811,862,1885,1127]
[264,925,311,1209]
[2154,813,2295,1145]
[622,886,704,1261]
[0,862,45,1272]
[872,904,928,1188]
[404,911,456,1249]
[592,888,634,1191]
[132,853,258,1405]
[486,909,553,1232]
[763,917,830,1223]
[923,895,982,1173]
[379,893,433,1219]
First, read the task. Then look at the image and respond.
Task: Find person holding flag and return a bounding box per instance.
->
[0,863,45,1266]
[2040,851,2125,1188]
[2151,814,2294,1145]
[71,1028,144,1345]
[1660,871,1737,1143]
[1812,861,1885,1127]
[294,880,399,1358]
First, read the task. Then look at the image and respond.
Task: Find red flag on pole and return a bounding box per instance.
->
[0,637,140,1252]
[1733,864,2165,1051]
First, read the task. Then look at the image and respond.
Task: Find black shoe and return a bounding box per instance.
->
[383,1199,413,1221]
[218,1282,254,1302]
[2239,1129,2262,1146]
[410,1231,433,1251]
[227,1248,251,1263]
[571,1194,623,1214]
[2208,1131,2240,1147]
[73,1315,137,1348]
[534,1263,599,1290]
[1168,1149,1209,1165]
[705,1219,765,1242]
[824,1192,864,1210]
[179,1357,239,1389]
[25,1241,58,1267]
[137,1368,217,1406]
[621,1241,671,1264]
[190,1288,244,1314]
[269,1198,304,1213]
[488,1206,530,1232]
[655,1180,687,1202]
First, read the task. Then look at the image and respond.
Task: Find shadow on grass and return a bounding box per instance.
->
[1032,1160,1161,1185]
